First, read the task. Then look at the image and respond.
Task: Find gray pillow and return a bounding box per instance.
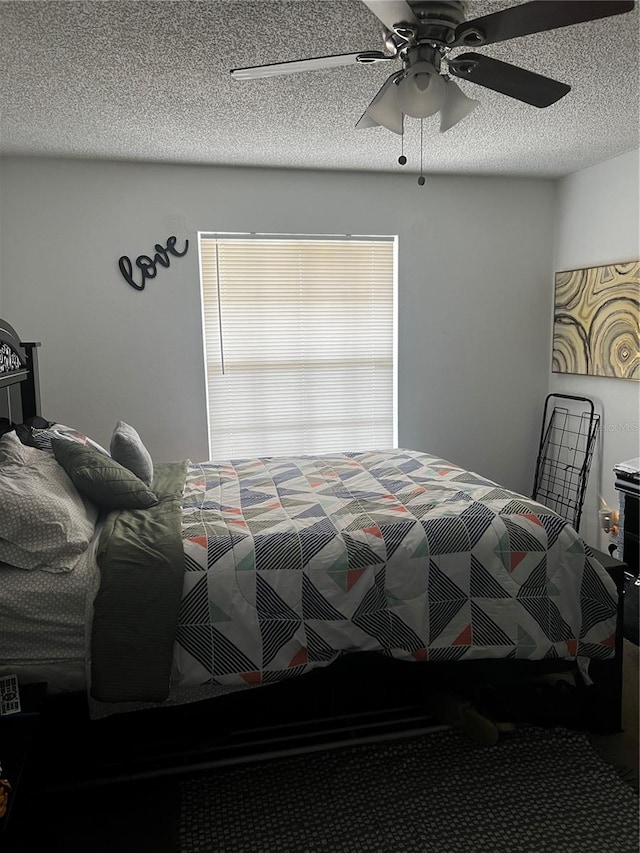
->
[109,421,153,485]
[52,437,158,510]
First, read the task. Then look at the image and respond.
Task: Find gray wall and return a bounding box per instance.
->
[0,156,556,496]
[551,149,640,550]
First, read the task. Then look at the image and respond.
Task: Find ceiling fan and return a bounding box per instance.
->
[231,0,636,136]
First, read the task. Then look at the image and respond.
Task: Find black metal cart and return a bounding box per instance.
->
[532,393,600,533]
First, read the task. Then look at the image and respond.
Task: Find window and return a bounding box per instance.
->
[199,233,397,459]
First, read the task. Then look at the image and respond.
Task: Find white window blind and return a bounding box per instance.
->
[199,234,396,459]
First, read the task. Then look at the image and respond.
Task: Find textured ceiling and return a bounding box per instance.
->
[1,0,639,177]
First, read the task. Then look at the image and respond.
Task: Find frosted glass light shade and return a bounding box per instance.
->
[355,111,380,129]
[396,63,446,118]
[439,79,480,133]
[367,74,404,134]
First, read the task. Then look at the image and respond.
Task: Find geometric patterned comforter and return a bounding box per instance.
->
[175,449,617,691]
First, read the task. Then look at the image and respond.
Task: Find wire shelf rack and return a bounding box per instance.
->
[532,394,600,533]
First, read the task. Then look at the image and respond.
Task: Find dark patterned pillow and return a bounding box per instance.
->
[31,423,110,456]
[1,416,54,447]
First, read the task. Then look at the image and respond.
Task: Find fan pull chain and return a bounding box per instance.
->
[418,119,425,186]
[398,118,406,166]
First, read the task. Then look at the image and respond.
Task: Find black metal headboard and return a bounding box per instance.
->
[0,319,41,422]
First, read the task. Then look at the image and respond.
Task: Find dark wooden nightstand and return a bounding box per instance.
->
[0,682,47,852]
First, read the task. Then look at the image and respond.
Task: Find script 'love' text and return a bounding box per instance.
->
[119,236,189,291]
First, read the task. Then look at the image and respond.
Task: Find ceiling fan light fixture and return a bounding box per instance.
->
[396,62,446,118]
[439,78,480,133]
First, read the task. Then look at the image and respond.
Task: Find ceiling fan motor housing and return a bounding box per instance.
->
[394,2,471,83]
[404,43,442,71]
[403,1,469,45]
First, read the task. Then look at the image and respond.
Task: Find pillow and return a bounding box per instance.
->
[0,429,27,464]
[0,431,98,572]
[0,416,54,448]
[30,423,110,456]
[51,437,158,510]
[24,416,55,429]
[109,421,153,485]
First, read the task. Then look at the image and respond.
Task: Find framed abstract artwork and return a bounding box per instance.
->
[552,260,640,381]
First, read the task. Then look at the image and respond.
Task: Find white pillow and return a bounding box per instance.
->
[0,432,98,573]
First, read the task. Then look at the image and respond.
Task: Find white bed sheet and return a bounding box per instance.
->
[0,525,102,694]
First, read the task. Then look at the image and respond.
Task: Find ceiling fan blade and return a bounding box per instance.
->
[361,0,419,32]
[356,70,404,133]
[452,1,635,47]
[448,53,571,107]
[230,51,389,80]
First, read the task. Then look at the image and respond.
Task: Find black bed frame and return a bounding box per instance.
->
[0,319,628,790]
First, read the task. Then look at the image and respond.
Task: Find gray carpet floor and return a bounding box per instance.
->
[179,726,639,853]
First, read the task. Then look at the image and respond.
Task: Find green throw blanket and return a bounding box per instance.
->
[90,460,188,703]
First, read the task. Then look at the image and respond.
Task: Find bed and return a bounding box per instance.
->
[0,318,626,771]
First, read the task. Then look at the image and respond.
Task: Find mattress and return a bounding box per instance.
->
[3,447,619,718]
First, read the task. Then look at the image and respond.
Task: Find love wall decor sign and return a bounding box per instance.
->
[118,236,189,291]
